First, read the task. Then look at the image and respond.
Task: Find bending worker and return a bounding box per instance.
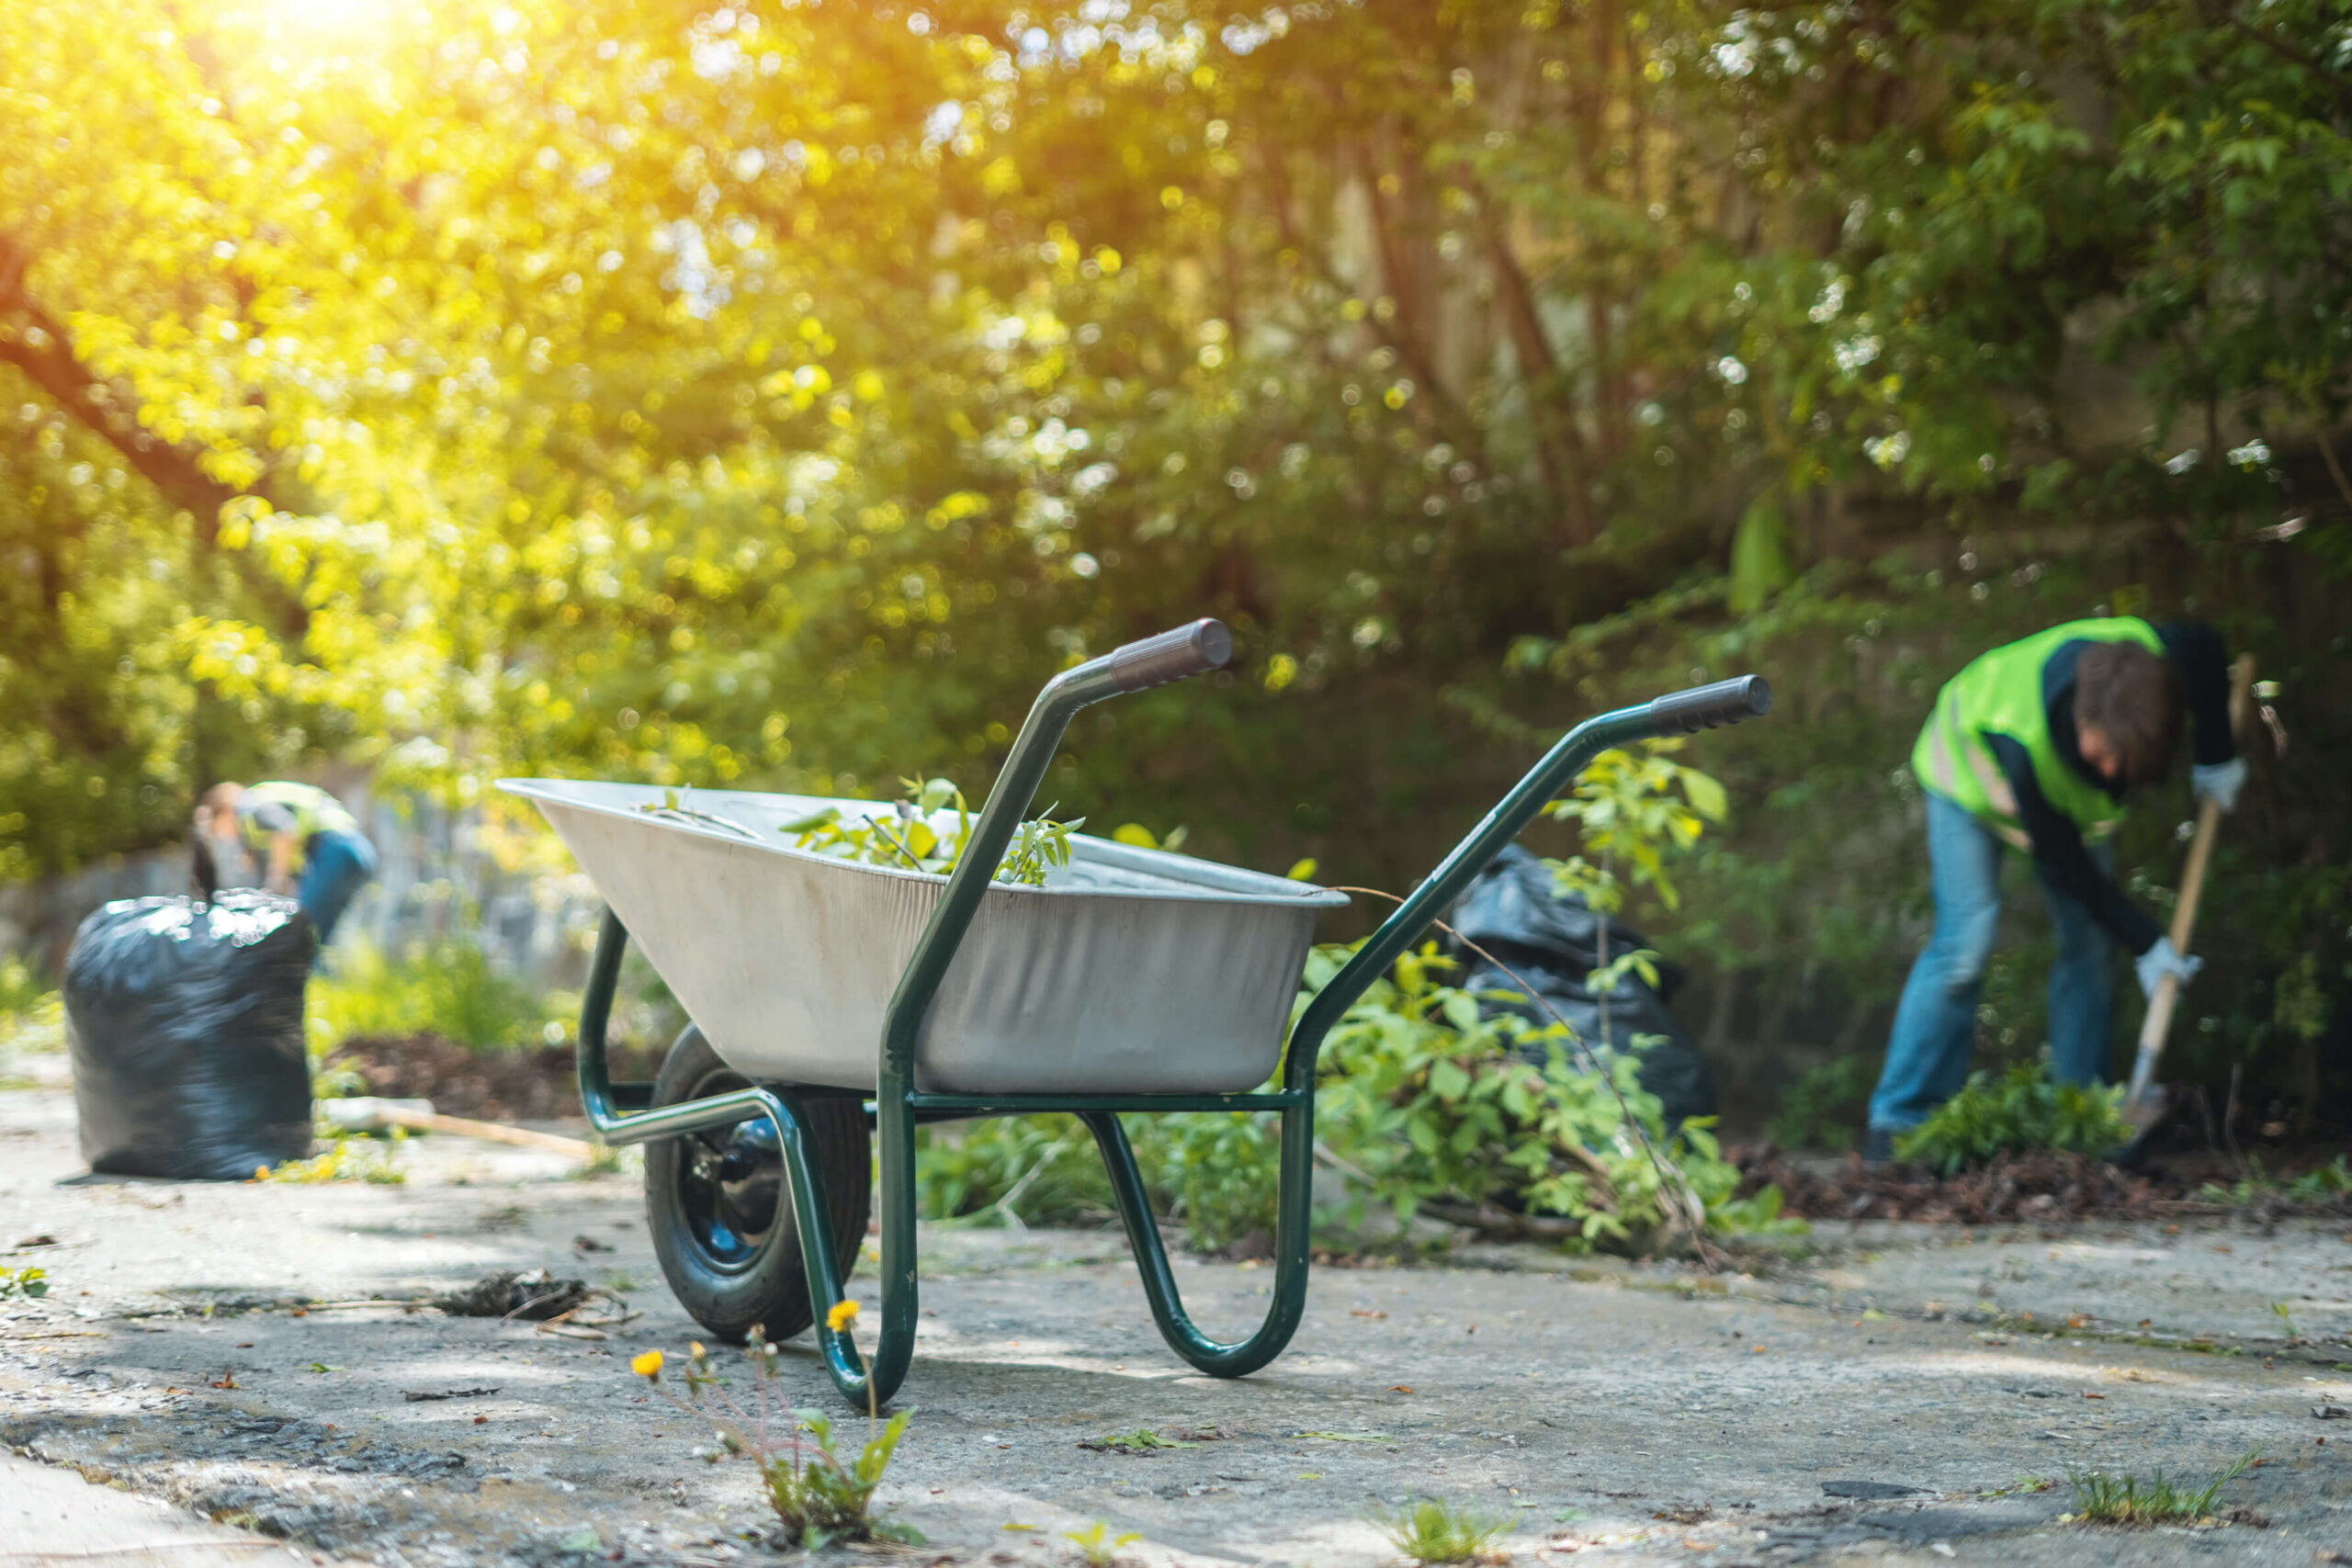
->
[1863,616,2244,1161]
[195,781,378,953]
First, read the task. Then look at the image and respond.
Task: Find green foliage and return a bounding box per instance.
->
[0,959,62,1055]
[6,0,2349,1144]
[0,957,46,1019]
[1370,1499,1511,1565]
[2065,1450,2258,1527]
[784,777,1080,886]
[1313,943,1783,1250]
[1764,1055,1881,1150]
[1543,742,1727,915]
[2196,1156,2352,1207]
[918,734,1780,1254]
[1061,1522,1143,1567]
[637,1335,921,1549]
[763,1407,920,1550]
[916,938,1799,1257]
[1081,1429,1183,1454]
[915,1109,1278,1250]
[915,1115,1111,1231]
[0,1266,49,1300]
[308,936,562,1054]
[254,1131,408,1186]
[1110,823,1188,854]
[1894,1061,2132,1176]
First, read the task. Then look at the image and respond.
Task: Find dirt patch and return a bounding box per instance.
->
[322,1034,662,1122]
[1737,1147,2177,1224]
[1736,1144,2352,1224]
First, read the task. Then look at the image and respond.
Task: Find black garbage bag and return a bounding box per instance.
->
[63,892,315,1179]
[1447,844,1717,1129]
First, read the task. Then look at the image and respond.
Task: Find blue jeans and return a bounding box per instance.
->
[297,829,377,955]
[1867,792,2114,1132]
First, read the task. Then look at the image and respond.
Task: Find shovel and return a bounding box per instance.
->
[2120,652,2257,1135]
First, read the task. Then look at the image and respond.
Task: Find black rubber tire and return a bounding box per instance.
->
[644,1025,871,1343]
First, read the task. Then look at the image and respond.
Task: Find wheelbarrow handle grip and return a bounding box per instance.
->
[1104,617,1233,693]
[1647,674,1771,735]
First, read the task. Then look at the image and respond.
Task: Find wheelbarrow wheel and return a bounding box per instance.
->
[644,1024,870,1344]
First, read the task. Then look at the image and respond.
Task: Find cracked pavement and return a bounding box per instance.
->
[4,1083,2350,1567]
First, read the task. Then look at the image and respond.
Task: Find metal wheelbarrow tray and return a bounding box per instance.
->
[501,618,1771,1408]
[497,779,1348,1095]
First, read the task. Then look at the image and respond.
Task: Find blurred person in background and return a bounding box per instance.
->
[195,781,377,955]
[1863,617,2243,1161]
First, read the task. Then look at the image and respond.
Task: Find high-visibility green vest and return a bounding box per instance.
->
[235,781,362,872]
[1911,617,2166,851]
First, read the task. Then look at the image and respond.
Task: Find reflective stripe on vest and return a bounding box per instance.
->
[1919,690,2030,851]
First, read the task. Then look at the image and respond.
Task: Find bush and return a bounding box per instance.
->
[0,957,63,1055]
[912,942,1793,1256]
[1311,942,1782,1252]
[912,1110,1279,1249]
[1894,1059,2131,1175]
[1764,1055,1881,1150]
[309,938,563,1054]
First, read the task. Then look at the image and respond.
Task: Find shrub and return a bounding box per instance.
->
[912,942,1794,1256]
[0,958,63,1055]
[1894,1059,2131,1175]
[1312,942,1785,1252]
[1764,1055,1881,1150]
[308,937,561,1054]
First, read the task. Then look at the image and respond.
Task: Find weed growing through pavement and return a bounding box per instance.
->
[2271,1302,2301,1343]
[1372,1498,1512,1564]
[2064,1450,2259,1526]
[0,1265,48,1300]
[1976,1474,2052,1498]
[1080,1428,1184,1453]
[254,1131,407,1185]
[1062,1521,1142,1566]
[629,1304,921,1550]
[566,1141,633,1180]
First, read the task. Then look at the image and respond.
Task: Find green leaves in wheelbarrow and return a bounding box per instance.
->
[780,775,1080,887]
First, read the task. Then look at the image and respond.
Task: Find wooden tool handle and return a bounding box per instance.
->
[2128,652,2257,1098]
[376,1104,598,1158]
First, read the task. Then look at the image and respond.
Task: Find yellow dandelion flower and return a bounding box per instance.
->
[825,1299,860,1332]
[630,1349,664,1379]
[689,1341,705,1359]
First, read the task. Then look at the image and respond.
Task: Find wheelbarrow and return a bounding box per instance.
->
[500,619,1770,1408]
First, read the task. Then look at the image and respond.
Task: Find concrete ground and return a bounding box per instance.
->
[3,1082,2349,1567]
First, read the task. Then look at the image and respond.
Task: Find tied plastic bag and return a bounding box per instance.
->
[1447,843,1718,1129]
[63,892,315,1179]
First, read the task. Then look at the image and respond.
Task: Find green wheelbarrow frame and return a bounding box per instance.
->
[568,617,1769,1407]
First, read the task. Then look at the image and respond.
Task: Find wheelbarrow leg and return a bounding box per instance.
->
[1080,1105,1314,1378]
[576,911,910,1405]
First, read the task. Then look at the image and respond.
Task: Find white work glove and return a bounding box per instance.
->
[2135,936,2203,1000]
[2192,757,2247,813]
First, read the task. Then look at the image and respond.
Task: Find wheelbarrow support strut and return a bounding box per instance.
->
[575,622,1770,1407]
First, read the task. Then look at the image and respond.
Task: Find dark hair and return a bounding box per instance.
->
[2076,641,2180,786]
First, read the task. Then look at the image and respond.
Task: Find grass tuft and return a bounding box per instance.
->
[1371,1498,1512,1564]
[2066,1450,2258,1526]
